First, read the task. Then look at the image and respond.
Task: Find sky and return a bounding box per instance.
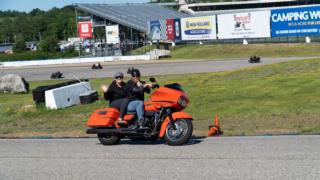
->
[0,0,149,12]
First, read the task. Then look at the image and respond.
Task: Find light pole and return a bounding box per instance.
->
[74,6,81,58]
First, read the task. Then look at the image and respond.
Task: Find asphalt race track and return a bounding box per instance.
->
[1,57,317,81]
[0,135,319,180]
[1,57,320,179]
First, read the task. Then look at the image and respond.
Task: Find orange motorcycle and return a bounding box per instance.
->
[86,78,193,146]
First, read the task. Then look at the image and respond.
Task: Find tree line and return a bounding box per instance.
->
[0,6,77,53]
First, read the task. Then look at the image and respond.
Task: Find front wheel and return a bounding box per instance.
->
[97,134,120,145]
[164,118,193,146]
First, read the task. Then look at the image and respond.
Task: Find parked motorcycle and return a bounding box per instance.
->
[86,78,193,146]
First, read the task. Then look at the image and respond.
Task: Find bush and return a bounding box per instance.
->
[0,51,77,62]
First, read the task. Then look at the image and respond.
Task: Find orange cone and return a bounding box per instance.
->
[214,115,220,128]
[208,126,218,136]
[207,115,223,137]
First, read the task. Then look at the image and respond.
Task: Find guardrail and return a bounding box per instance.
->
[2,55,152,68]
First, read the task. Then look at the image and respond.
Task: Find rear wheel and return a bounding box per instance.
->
[164,118,193,146]
[97,134,120,145]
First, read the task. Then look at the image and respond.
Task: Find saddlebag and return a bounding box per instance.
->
[87,108,119,127]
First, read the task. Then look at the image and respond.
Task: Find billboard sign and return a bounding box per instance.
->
[106,25,120,44]
[174,19,182,41]
[181,16,216,40]
[78,21,93,39]
[271,5,320,37]
[166,19,175,41]
[218,11,271,39]
[149,20,161,40]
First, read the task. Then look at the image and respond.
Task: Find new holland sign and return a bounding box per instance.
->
[180,16,217,40]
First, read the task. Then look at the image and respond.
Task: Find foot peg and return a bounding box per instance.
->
[117,120,128,126]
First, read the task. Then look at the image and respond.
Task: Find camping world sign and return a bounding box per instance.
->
[271,5,320,37]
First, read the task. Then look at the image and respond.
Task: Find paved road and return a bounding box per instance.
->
[1,135,320,180]
[1,57,317,81]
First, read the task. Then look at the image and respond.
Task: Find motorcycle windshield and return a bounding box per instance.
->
[164,83,184,92]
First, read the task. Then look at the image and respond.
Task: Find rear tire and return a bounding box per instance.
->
[97,134,120,145]
[164,118,193,146]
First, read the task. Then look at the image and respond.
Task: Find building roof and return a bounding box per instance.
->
[187,0,297,8]
[75,3,191,32]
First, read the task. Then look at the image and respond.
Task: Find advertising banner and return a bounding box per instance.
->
[149,20,167,41]
[174,19,182,41]
[78,21,93,39]
[271,5,320,37]
[217,11,271,39]
[149,20,161,40]
[166,19,175,41]
[181,16,216,40]
[106,25,120,44]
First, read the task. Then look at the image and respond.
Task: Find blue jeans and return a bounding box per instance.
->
[127,100,144,120]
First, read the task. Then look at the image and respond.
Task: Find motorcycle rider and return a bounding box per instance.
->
[101,72,129,124]
[125,68,152,128]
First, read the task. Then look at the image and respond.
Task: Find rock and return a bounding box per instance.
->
[0,74,29,93]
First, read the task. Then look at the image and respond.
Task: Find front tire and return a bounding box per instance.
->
[97,134,120,145]
[164,118,193,146]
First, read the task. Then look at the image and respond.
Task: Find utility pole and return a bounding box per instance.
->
[75,6,81,58]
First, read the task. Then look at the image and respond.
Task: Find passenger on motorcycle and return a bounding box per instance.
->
[125,68,152,128]
[101,72,129,124]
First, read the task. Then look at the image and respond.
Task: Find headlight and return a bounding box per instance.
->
[178,96,188,108]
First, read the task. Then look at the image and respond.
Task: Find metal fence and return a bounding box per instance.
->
[75,40,154,58]
[175,35,320,45]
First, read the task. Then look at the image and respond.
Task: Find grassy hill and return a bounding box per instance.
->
[169,43,320,60]
[1,58,320,137]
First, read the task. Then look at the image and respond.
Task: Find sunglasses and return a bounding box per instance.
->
[115,76,123,80]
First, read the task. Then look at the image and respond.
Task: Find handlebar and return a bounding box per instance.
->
[152,84,160,89]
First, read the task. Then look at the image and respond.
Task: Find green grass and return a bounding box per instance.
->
[1,58,320,137]
[169,43,320,60]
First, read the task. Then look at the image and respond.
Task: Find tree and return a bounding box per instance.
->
[13,35,26,52]
[0,6,77,52]
[39,35,59,52]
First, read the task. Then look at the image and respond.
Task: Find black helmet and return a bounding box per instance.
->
[127,67,140,77]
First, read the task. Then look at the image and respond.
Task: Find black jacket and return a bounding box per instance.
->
[104,81,127,104]
[125,80,150,101]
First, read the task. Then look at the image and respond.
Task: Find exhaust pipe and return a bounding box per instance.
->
[87,128,140,135]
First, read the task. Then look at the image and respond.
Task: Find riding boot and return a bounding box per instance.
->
[138,118,146,129]
[131,121,140,129]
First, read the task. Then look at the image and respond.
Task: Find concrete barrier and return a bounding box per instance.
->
[2,55,152,67]
[45,82,92,110]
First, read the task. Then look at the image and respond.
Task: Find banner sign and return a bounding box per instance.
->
[106,25,120,44]
[271,5,320,37]
[149,20,167,41]
[149,20,161,40]
[174,19,182,41]
[217,11,271,39]
[181,16,216,40]
[78,21,93,39]
[166,19,175,41]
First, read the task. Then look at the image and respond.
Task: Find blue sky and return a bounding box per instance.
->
[0,0,149,12]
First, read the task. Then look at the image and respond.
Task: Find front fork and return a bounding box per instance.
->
[166,109,176,130]
[153,108,176,135]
